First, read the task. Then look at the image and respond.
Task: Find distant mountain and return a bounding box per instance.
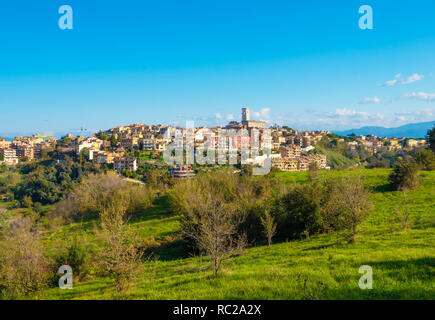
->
[333,121,435,138]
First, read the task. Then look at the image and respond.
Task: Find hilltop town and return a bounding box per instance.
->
[0,108,429,178]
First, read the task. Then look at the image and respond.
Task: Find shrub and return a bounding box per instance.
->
[0,218,51,298]
[261,210,277,247]
[54,173,156,222]
[415,149,435,171]
[308,161,319,181]
[96,194,144,294]
[171,170,251,275]
[388,160,421,191]
[273,184,324,240]
[21,195,33,208]
[427,125,435,153]
[321,176,373,243]
[55,236,92,281]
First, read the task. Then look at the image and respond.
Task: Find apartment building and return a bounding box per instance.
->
[280,145,301,159]
[1,148,19,165]
[113,157,137,173]
[271,157,298,171]
[0,138,11,149]
[91,150,116,164]
[76,137,103,155]
[16,144,34,160]
[171,164,195,178]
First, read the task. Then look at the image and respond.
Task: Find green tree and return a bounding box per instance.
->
[415,149,435,170]
[389,160,421,191]
[110,135,118,149]
[427,125,435,153]
[274,184,324,239]
[322,176,373,243]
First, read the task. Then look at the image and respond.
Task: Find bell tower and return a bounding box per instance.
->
[242,107,250,122]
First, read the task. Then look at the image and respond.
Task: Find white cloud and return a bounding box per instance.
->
[395,115,406,122]
[214,113,222,119]
[226,114,235,120]
[404,92,435,102]
[221,106,435,131]
[394,109,435,123]
[253,108,271,119]
[379,79,398,87]
[400,73,424,84]
[260,108,270,119]
[360,97,380,104]
[332,108,370,117]
[379,73,424,87]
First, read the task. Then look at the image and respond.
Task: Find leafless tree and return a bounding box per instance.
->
[261,210,277,247]
[96,193,144,294]
[322,175,373,243]
[0,217,50,298]
[395,191,412,231]
[183,188,246,276]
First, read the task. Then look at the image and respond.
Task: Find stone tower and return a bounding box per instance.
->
[242,107,250,122]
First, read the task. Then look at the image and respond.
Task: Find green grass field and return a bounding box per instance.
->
[31,169,435,299]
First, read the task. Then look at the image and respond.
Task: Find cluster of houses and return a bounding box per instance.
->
[344,135,427,153]
[1,108,429,177]
[55,134,138,174]
[270,145,328,171]
[0,135,56,165]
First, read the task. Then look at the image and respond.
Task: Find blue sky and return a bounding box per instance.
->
[0,0,434,136]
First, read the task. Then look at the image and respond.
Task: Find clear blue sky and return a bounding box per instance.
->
[0,0,434,136]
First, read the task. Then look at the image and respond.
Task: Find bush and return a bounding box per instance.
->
[0,218,51,299]
[96,194,144,294]
[273,184,324,240]
[389,160,421,191]
[170,170,258,275]
[54,236,92,281]
[415,149,435,171]
[53,173,156,222]
[13,160,103,205]
[427,125,435,153]
[321,176,373,243]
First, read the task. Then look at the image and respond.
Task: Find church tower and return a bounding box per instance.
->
[242,107,250,122]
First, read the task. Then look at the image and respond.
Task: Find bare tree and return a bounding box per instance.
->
[261,210,277,247]
[183,189,246,276]
[308,161,319,181]
[323,175,373,243]
[395,191,412,231]
[0,218,50,299]
[96,193,143,294]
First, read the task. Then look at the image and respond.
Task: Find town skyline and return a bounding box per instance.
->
[0,115,433,140]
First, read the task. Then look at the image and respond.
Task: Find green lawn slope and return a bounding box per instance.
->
[37,169,435,300]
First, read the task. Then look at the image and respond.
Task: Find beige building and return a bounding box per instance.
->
[1,148,19,165]
[113,157,137,173]
[280,145,301,159]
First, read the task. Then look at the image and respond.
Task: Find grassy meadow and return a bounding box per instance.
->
[24,168,434,300]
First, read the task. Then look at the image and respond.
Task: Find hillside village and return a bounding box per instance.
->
[0,108,430,177]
